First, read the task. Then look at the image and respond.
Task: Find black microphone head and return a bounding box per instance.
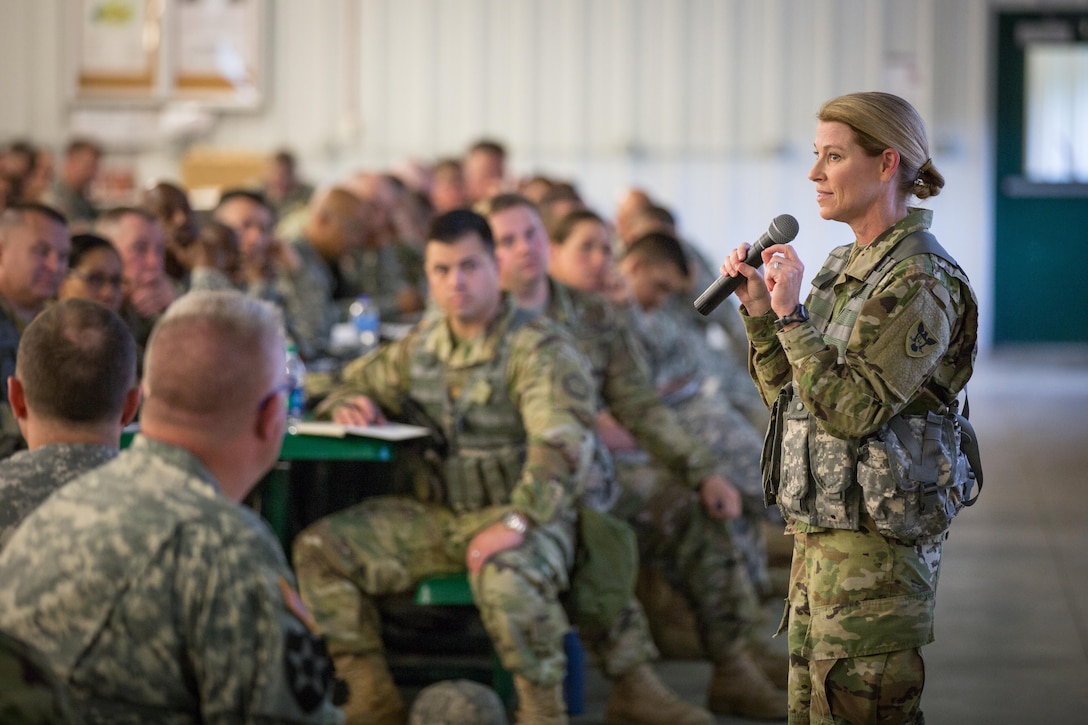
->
[769,214,800,244]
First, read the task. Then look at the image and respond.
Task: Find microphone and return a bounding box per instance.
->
[693,214,799,316]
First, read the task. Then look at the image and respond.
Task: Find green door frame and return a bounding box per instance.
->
[994,10,1088,344]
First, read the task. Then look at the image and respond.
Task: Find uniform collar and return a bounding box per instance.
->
[128,434,222,496]
[843,208,933,282]
[421,294,516,367]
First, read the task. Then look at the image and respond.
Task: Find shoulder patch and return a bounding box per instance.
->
[283,625,334,713]
[907,320,938,358]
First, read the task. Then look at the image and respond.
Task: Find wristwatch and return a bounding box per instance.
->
[501,511,529,535]
[774,304,809,331]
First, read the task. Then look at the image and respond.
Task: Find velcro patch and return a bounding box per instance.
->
[284,626,333,713]
[906,321,938,358]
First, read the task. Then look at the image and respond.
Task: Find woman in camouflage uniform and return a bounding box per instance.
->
[720,92,978,724]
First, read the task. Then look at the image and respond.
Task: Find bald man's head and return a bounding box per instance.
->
[305,186,370,258]
[142,291,285,433]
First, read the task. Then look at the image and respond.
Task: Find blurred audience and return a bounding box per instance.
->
[142,180,199,284]
[95,207,175,359]
[0,202,70,458]
[58,234,124,312]
[263,149,315,242]
[463,138,508,204]
[429,157,467,214]
[46,138,102,231]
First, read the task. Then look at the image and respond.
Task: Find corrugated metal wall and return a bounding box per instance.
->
[4,0,1085,347]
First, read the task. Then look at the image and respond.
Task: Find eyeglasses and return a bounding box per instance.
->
[258,375,297,413]
[69,270,123,290]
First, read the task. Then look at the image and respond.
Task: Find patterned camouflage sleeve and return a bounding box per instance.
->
[760,258,967,441]
[740,307,792,410]
[599,317,719,489]
[0,629,76,723]
[277,241,337,359]
[506,329,599,525]
[791,258,965,439]
[179,512,338,722]
[313,334,414,419]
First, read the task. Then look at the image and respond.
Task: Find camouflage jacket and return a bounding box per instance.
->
[743,209,978,531]
[0,443,117,552]
[0,628,77,723]
[333,244,416,320]
[0,299,25,459]
[544,278,718,490]
[317,295,598,526]
[0,436,340,724]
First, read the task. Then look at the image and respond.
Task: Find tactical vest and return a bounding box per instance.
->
[407,308,534,513]
[767,231,981,541]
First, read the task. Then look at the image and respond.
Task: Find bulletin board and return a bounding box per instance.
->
[73,0,266,109]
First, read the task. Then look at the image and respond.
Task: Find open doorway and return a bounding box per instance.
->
[994,10,1088,344]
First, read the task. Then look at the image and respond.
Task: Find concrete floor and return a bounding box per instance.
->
[566,345,1088,724]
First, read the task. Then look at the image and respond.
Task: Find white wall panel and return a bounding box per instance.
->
[6,0,1087,347]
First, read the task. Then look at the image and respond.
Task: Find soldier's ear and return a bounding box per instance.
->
[254,385,283,443]
[7,376,27,420]
[120,386,142,427]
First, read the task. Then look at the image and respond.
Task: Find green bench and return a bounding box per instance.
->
[412,573,586,715]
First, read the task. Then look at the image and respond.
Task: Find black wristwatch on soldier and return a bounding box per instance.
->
[774,304,809,331]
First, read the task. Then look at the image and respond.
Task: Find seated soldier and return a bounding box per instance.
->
[212,188,317,356]
[141,180,200,285]
[485,196,785,720]
[287,185,406,352]
[294,209,711,725]
[621,200,767,431]
[58,234,124,312]
[341,172,427,320]
[95,206,175,365]
[0,298,140,550]
[613,231,779,597]
[0,202,70,458]
[0,291,340,722]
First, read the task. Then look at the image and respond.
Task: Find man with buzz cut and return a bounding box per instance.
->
[0,290,341,723]
[294,208,711,725]
[0,298,140,551]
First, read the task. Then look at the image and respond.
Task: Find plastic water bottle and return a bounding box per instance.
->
[349,295,380,354]
[285,342,307,430]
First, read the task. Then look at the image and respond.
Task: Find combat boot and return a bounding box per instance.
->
[605,663,713,725]
[513,675,567,725]
[707,648,787,720]
[332,653,407,725]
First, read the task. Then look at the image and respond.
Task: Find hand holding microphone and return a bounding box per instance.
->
[694,214,799,315]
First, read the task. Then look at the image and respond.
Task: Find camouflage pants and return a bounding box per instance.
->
[784,522,941,724]
[292,496,655,686]
[610,460,763,662]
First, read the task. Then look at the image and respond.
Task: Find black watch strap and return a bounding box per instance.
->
[774,304,809,331]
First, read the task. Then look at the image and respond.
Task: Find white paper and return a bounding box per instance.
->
[289,421,431,442]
